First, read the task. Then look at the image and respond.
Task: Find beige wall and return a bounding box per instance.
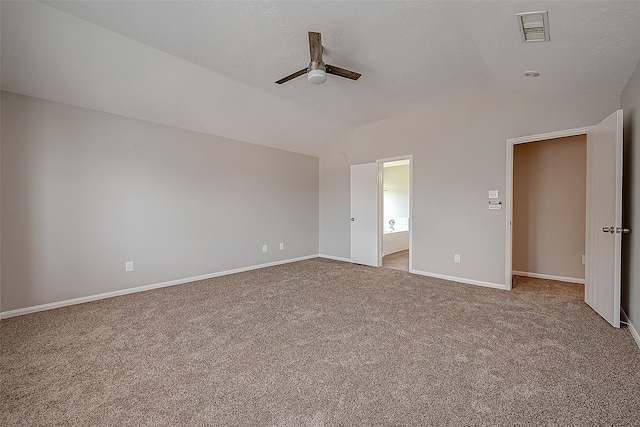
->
[621,59,640,333]
[1,91,319,312]
[319,88,620,285]
[513,136,586,280]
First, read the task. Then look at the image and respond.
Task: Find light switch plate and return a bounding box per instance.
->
[488,190,499,199]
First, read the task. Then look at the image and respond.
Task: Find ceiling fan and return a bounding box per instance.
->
[275,31,361,85]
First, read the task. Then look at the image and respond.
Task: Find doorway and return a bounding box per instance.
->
[512,135,587,294]
[505,111,625,328]
[506,126,592,289]
[381,159,411,271]
[349,155,413,270]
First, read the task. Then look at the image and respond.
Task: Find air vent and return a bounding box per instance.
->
[517,11,550,42]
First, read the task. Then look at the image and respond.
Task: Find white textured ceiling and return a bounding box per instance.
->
[3,1,640,155]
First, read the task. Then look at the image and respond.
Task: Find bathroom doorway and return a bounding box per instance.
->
[381,158,411,271]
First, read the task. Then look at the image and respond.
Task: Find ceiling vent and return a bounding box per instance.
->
[517,11,550,42]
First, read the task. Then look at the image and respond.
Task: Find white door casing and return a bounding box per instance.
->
[350,163,380,267]
[585,109,624,328]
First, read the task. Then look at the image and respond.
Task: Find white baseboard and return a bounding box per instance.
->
[512,270,585,284]
[621,309,640,350]
[410,269,506,290]
[0,254,318,319]
[318,254,352,263]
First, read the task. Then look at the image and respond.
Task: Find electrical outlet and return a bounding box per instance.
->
[263,245,267,253]
[454,254,461,263]
[280,243,284,250]
[582,255,585,265]
[489,190,499,199]
[125,261,134,272]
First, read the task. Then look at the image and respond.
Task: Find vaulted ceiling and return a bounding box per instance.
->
[2,1,640,155]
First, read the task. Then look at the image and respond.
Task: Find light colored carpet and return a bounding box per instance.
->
[1,259,639,426]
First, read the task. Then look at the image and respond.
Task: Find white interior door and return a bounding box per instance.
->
[350,163,379,266]
[585,109,624,328]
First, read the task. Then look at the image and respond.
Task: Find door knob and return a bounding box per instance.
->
[602,226,615,234]
[616,227,631,234]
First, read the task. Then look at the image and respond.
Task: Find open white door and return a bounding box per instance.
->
[585,109,624,328]
[350,163,379,266]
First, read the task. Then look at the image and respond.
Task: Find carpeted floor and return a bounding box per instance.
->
[1,258,639,426]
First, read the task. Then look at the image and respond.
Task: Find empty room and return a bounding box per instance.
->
[2,1,640,425]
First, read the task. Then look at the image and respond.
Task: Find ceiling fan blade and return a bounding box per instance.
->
[326,64,361,81]
[275,67,308,84]
[308,31,323,62]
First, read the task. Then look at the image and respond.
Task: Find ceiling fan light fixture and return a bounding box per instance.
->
[308,69,327,84]
[307,60,327,84]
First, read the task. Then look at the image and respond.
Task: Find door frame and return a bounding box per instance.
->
[505,127,592,290]
[377,155,413,270]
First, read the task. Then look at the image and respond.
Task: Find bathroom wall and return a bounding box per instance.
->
[383,162,410,255]
[383,163,409,232]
